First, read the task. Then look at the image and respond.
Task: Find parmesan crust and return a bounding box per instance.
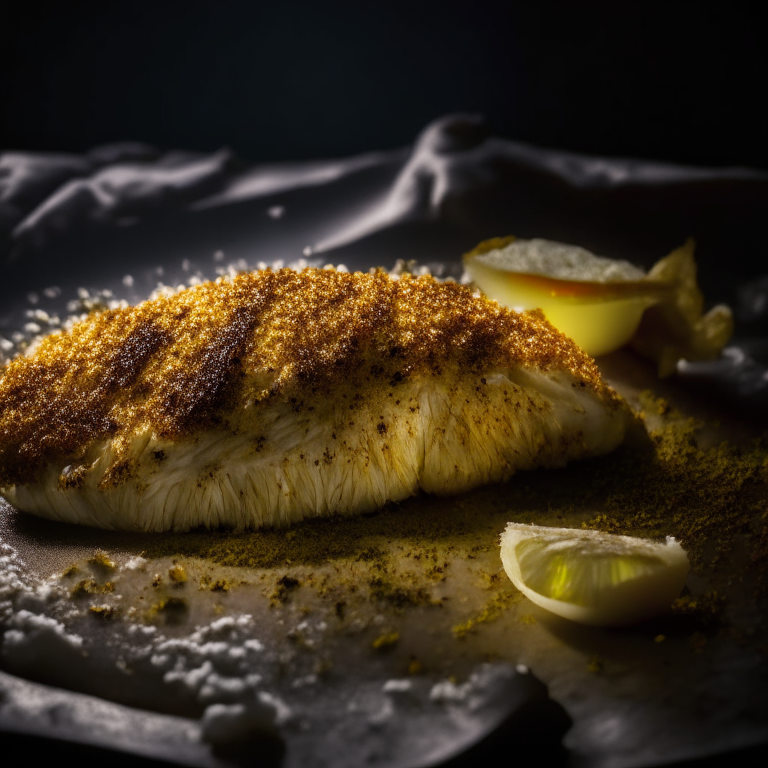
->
[0,268,627,531]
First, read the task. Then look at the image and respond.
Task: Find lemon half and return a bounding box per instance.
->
[464,237,733,373]
[500,523,689,626]
[464,237,671,357]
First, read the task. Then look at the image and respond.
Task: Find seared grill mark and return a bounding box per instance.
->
[0,316,169,486]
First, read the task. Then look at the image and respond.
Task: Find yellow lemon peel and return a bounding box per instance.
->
[500,523,689,626]
[463,237,733,370]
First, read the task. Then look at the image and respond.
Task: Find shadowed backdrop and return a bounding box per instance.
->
[2,1,765,168]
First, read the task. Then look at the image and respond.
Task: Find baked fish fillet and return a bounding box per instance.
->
[0,268,628,532]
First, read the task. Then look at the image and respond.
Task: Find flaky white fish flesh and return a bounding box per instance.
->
[0,268,629,531]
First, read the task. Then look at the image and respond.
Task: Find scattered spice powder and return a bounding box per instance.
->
[56,384,768,640]
[71,578,116,598]
[137,391,766,579]
[148,596,189,623]
[372,632,400,650]
[168,564,187,584]
[453,588,521,638]
[88,550,116,571]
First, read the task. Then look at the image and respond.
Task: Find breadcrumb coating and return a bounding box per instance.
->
[0,268,616,488]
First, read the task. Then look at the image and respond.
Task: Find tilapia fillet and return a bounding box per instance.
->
[0,269,628,531]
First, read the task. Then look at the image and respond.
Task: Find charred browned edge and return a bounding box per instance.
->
[0,269,615,487]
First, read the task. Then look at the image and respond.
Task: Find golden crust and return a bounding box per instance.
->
[0,268,616,487]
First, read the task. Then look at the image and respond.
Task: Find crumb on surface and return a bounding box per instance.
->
[88,550,116,570]
[372,631,400,650]
[168,565,187,584]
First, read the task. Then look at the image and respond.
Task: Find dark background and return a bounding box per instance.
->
[1,1,766,168]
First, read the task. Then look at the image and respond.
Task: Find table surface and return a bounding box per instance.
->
[1,117,768,767]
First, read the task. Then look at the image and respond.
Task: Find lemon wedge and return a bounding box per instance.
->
[463,237,733,370]
[500,523,690,626]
